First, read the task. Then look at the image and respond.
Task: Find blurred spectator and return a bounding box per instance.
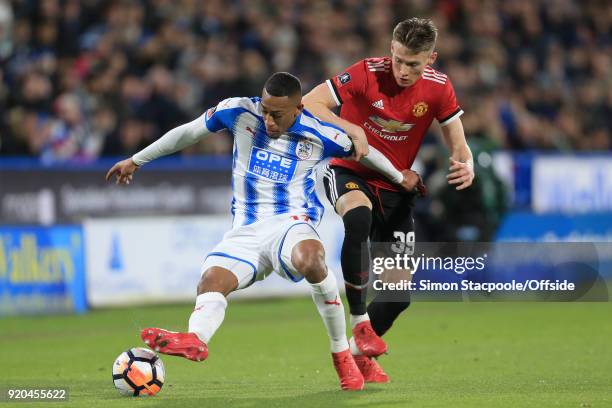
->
[101,115,150,156]
[0,0,610,161]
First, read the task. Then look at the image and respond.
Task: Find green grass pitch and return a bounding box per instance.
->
[1,298,611,407]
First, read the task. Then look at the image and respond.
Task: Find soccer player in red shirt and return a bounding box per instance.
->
[304,17,474,382]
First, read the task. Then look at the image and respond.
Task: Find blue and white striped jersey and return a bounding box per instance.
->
[203,97,353,228]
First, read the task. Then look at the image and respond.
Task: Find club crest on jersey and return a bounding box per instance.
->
[206,106,217,119]
[345,182,360,190]
[338,72,351,85]
[368,116,414,133]
[412,102,428,117]
[295,140,313,160]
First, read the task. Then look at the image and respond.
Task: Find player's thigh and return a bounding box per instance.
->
[372,191,416,246]
[271,220,324,283]
[202,229,269,291]
[336,190,372,217]
[323,165,373,216]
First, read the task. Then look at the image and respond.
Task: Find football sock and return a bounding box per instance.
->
[188,292,228,343]
[341,206,372,316]
[349,313,370,329]
[367,292,411,336]
[309,273,350,353]
[349,336,362,356]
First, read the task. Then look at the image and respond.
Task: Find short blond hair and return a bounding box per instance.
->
[392,17,438,53]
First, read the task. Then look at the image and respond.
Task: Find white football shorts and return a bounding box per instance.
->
[201,213,321,289]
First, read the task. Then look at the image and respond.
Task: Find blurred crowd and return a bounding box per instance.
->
[0,0,610,162]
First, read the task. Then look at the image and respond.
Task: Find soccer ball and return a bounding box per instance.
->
[112,347,165,396]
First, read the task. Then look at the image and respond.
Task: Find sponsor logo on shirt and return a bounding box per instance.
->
[345,182,360,190]
[247,147,297,183]
[368,116,414,133]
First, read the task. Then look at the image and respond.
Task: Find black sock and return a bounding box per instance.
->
[341,206,372,316]
[367,291,411,336]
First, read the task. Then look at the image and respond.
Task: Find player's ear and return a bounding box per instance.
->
[295,103,304,116]
[428,51,438,65]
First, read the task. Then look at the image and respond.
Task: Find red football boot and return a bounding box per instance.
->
[352,321,387,357]
[353,355,389,383]
[141,328,208,362]
[331,349,365,391]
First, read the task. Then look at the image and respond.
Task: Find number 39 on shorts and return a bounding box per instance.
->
[391,231,415,255]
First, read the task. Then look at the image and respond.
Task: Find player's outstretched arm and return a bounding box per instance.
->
[441,118,474,190]
[360,146,425,195]
[303,83,369,161]
[105,113,212,185]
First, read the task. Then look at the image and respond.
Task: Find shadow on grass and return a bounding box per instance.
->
[100,386,408,408]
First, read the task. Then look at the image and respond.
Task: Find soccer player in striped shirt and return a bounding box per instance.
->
[106,72,423,390]
[304,18,475,382]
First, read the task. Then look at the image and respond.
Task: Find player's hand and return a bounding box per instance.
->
[347,125,369,161]
[105,158,139,185]
[399,169,427,197]
[447,157,474,190]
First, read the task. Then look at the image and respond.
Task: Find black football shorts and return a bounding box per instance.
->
[323,164,416,243]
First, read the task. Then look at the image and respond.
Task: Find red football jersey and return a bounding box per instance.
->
[327,57,463,191]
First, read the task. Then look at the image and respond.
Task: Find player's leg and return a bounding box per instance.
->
[142,231,260,362]
[187,265,239,345]
[276,221,363,390]
[291,239,348,354]
[349,189,416,383]
[323,166,387,358]
[335,190,372,317]
[141,265,241,362]
[367,190,414,336]
[341,197,392,383]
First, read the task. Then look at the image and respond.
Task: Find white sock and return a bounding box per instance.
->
[349,336,362,356]
[350,313,370,329]
[188,292,228,344]
[309,273,350,353]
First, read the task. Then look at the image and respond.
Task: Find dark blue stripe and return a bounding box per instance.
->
[242,117,270,224]
[273,135,299,215]
[303,169,323,223]
[206,251,257,283]
[252,121,270,149]
[205,106,250,132]
[235,106,265,226]
[293,123,350,159]
[230,142,238,222]
[273,185,290,215]
[243,176,258,225]
[277,222,320,282]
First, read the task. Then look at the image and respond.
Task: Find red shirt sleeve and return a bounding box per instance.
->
[327,59,368,106]
[436,78,463,126]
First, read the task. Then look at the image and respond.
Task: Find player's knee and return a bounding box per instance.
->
[291,240,327,283]
[342,206,372,241]
[336,190,372,215]
[198,267,238,297]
